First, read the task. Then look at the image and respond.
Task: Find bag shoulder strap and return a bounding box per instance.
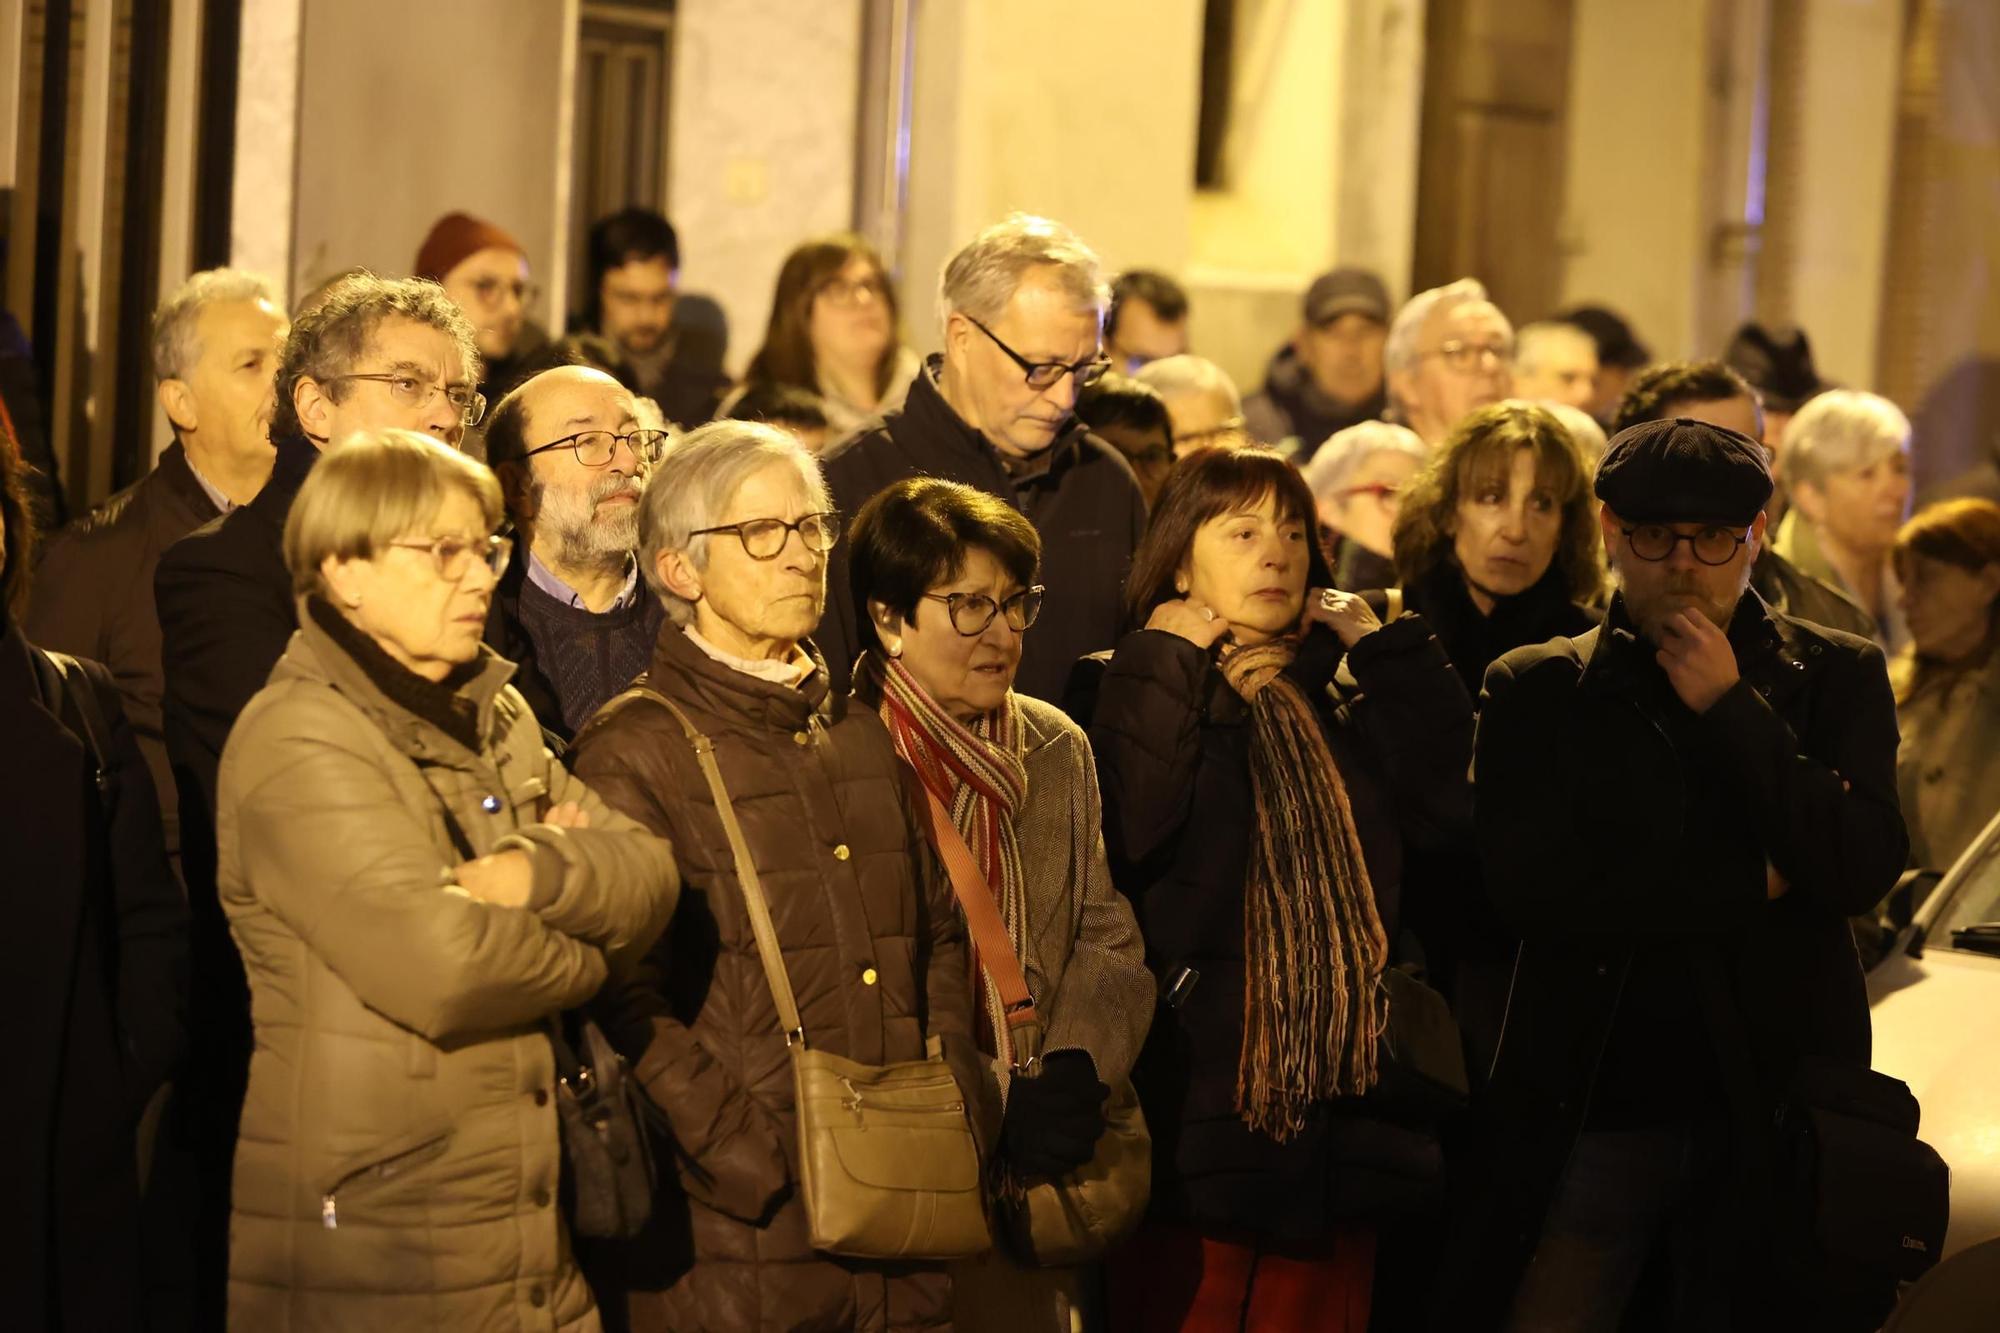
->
[912,783,1038,1035]
[610,684,807,1046]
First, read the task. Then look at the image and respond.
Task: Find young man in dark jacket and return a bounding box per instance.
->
[1449,418,1907,1329]
[815,213,1146,702]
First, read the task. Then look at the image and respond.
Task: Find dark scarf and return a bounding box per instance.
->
[306,597,483,750]
[1219,639,1387,1140]
[1409,559,1598,696]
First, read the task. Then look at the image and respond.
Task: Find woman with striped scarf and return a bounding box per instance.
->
[847,478,1155,1333]
[1071,446,1475,1331]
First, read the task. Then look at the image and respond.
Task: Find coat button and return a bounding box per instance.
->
[529,1286,546,1308]
[1792,660,1805,672]
[533,1089,548,1107]
[793,730,810,746]
[862,967,878,986]
[535,1188,551,1208]
[480,794,501,813]
[833,844,851,861]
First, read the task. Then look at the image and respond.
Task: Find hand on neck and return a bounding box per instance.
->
[180,430,275,506]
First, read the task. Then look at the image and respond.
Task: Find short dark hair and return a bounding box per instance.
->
[271,273,480,447]
[848,477,1042,657]
[586,208,680,327]
[1076,373,1172,440]
[1107,270,1190,340]
[1610,360,1760,436]
[1125,446,1333,626]
[0,425,40,615]
[726,382,830,434]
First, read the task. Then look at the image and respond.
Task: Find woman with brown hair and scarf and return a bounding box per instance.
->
[1066,446,1474,1331]
[847,477,1154,1333]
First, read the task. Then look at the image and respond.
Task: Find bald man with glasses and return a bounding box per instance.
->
[813,214,1147,703]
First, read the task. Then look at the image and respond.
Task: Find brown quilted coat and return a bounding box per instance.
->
[570,623,983,1333]
[216,602,680,1332]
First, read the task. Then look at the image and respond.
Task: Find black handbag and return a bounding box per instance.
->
[1773,1057,1950,1322]
[548,1010,657,1239]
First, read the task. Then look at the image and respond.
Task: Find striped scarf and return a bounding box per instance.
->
[868,654,1030,1063]
[1220,640,1389,1141]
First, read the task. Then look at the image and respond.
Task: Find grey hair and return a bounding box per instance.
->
[1542,402,1609,463]
[1514,321,1597,374]
[1301,420,1429,502]
[1134,354,1242,414]
[936,212,1109,332]
[1384,277,1497,378]
[1780,389,1911,492]
[151,268,282,381]
[637,419,831,627]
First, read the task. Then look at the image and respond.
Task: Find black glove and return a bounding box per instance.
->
[999,1049,1110,1183]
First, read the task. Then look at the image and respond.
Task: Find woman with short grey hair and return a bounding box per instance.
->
[1302,420,1430,590]
[1773,389,1914,650]
[570,419,983,1331]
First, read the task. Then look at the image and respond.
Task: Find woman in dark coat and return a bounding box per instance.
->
[0,430,188,1331]
[1069,446,1473,1331]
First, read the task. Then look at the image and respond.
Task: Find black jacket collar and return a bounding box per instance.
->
[898,355,1091,492]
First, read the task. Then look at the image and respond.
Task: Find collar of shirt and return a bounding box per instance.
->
[182,454,238,514]
[525,550,641,612]
[683,625,815,688]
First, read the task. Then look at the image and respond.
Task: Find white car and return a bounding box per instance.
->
[1869,807,2000,1262]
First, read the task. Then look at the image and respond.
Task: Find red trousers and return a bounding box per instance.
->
[1108,1222,1375,1332]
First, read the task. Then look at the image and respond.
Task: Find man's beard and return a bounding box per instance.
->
[536,474,641,574]
[1627,569,1750,645]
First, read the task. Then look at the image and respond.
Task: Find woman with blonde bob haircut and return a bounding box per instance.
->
[217,427,679,1331]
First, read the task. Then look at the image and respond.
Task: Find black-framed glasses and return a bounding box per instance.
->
[966,316,1109,391]
[386,532,513,580]
[325,372,487,426]
[522,429,670,469]
[690,512,841,560]
[1622,523,1752,566]
[921,586,1046,636]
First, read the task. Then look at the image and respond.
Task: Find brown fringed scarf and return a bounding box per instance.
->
[1220,639,1389,1141]
[864,653,1031,1065]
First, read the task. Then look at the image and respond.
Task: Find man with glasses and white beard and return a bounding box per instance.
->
[814,213,1147,702]
[480,364,669,742]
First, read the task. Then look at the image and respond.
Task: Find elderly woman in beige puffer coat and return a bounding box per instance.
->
[215,429,679,1332]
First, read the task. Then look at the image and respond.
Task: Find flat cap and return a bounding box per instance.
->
[1595,417,1773,525]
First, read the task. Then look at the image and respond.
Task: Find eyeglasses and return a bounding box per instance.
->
[1423,339,1513,373]
[521,429,671,469]
[1172,418,1247,449]
[325,372,487,426]
[818,275,889,308]
[1337,482,1404,511]
[466,276,539,308]
[690,512,841,560]
[1622,524,1752,566]
[387,532,513,580]
[966,316,1109,391]
[921,586,1046,636]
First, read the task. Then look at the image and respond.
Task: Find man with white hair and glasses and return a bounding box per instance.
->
[1385,277,1515,444]
[814,213,1147,702]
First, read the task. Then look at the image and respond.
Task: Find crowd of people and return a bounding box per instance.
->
[4,197,1993,1333]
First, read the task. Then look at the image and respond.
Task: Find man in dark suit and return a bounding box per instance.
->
[154,273,480,1327]
[814,214,1146,702]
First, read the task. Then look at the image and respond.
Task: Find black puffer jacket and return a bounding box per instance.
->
[1068,617,1473,1240]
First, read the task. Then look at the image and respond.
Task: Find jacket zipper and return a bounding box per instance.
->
[319,1131,452,1229]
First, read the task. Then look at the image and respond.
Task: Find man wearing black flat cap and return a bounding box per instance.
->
[1439,418,1909,1330]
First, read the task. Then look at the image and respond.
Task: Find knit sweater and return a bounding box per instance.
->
[508,575,666,738]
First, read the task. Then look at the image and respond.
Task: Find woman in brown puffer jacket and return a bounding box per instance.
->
[569,422,983,1333]
[217,430,679,1332]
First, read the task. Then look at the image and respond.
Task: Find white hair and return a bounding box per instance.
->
[1301,421,1429,502]
[1133,354,1242,414]
[151,268,281,381]
[1780,389,1911,492]
[1542,402,1609,463]
[637,420,831,627]
[1384,277,1498,378]
[1514,321,1598,374]
[937,213,1108,332]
